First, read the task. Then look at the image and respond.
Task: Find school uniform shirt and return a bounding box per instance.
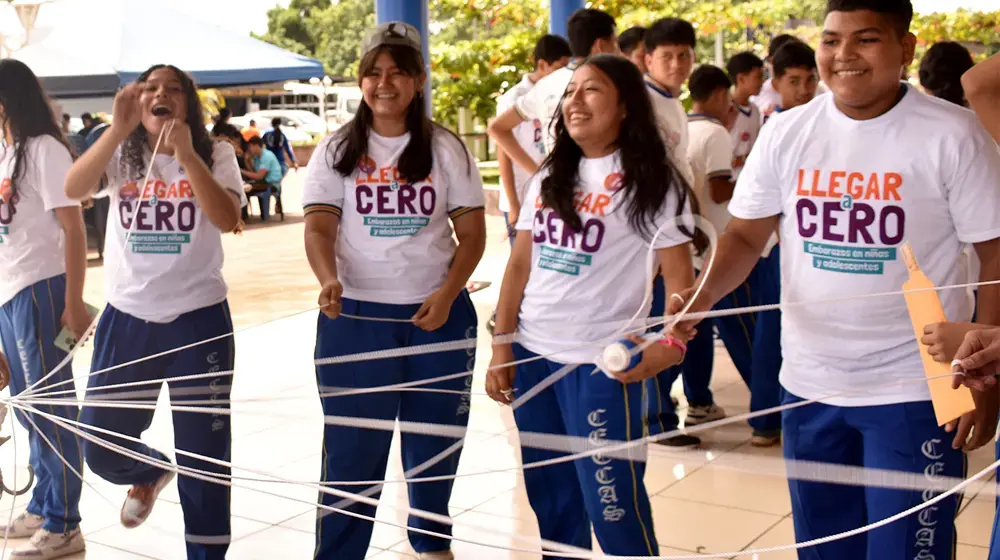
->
[498,75,545,213]
[514,151,693,364]
[515,65,574,155]
[0,135,79,306]
[730,103,761,181]
[750,79,782,123]
[102,141,246,323]
[687,114,734,267]
[729,84,1000,407]
[645,76,695,188]
[302,130,486,305]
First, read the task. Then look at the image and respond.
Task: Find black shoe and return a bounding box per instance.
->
[656,434,701,447]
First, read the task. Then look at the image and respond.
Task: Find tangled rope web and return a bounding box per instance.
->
[0,189,995,558]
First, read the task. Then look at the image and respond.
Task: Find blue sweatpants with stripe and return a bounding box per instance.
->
[0,275,83,533]
[512,344,658,557]
[313,293,477,560]
[82,302,234,560]
[647,250,782,433]
[783,391,964,559]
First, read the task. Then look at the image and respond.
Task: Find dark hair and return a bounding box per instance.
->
[826,0,913,38]
[271,117,281,128]
[122,65,214,180]
[773,42,817,78]
[919,41,974,107]
[540,54,705,252]
[0,60,75,200]
[249,119,256,126]
[566,8,616,58]
[62,113,71,121]
[247,136,265,146]
[534,34,572,66]
[217,107,231,122]
[690,65,733,102]
[81,112,93,121]
[645,18,696,51]
[618,26,647,55]
[726,52,765,82]
[768,34,802,59]
[213,123,242,142]
[329,44,470,183]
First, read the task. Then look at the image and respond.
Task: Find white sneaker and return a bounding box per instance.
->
[121,470,175,528]
[685,404,726,426]
[0,511,45,539]
[10,527,85,559]
[417,552,454,560]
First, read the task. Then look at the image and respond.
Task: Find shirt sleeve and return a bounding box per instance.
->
[497,87,516,116]
[438,133,486,220]
[947,125,1000,244]
[211,141,248,208]
[514,82,544,122]
[302,134,346,218]
[704,127,735,179]
[515,173,542,231]
[652,186,697,249]
[728,116,784,220]
[32,136,79,211]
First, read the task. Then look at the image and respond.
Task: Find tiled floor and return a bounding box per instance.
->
[0,173,996,558]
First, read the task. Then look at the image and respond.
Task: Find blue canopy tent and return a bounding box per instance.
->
[9,0,325,98]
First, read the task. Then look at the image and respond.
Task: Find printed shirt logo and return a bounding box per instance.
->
[118,177,198,254]
[354,159,435,238]
[795,169,905,275]
[358,155,377,175]
[603,173,624,192]
[532,119,545,155]
[532,190,611,276]
[0,177,19,242]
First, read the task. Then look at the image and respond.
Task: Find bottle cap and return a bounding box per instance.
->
[602,343,631,373]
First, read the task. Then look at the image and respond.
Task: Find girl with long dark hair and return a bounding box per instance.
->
[0,58,88,560]
[486,54,700,557]
[302,22,486,560]
[64,64,245,560]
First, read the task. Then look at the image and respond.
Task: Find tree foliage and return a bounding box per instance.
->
[257,0,1000,129]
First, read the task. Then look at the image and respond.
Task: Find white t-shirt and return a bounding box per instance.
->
[0,136,79,306]
[302,129,486,305]
[729,85,1000,406]
[645,77,695,187]
[515,65,574,156]
[102,141,246,323]
[730,103,761,181]
[498,75,545,213]
[750,79,782,123]
[514,151,693,364]
[687,114,734,237]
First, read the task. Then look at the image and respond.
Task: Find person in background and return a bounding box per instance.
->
[496,34,571,246]
[488,8,620,172]
[241,119,260,141]
[61,113,71,134]
[751,34,806,121]
[619,26,648,74]
[211,107,232,136]
[243,136,282,222]
[726,52,765,179]
[78,113,97,138]
[0,58,89,560]
[686,64,784,447]
[767,40,820,121]
[920,41,974,107]
[262,117,297,176]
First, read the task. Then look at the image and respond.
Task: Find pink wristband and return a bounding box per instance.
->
[657,336,687,354]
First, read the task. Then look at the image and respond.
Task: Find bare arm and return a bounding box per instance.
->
[695,216,779,309]
[975,238,1000,327]
[487,108,539,175]
[708,176,736,205]
[65,126,125,200]
[963,55,1000,143]
[304,211,342,318]
[177,149,241,233]
[493,231,533,343]
[54,206,90,338]
[658,243,695,301]
[498,148,520,220]
[441,210,487,300]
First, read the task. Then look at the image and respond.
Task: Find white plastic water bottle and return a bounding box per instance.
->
[601,333,661,375]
